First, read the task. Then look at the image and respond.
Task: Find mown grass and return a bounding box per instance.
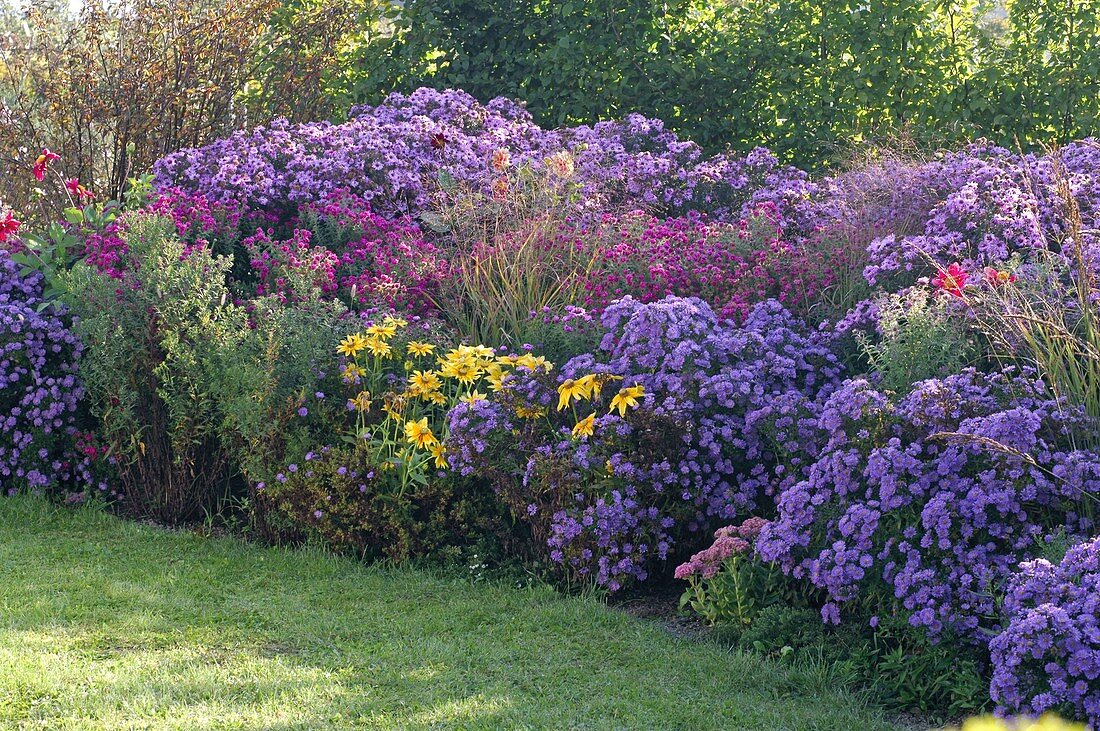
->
[0,498,905,730]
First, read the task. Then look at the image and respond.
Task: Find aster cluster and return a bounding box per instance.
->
[448,295,842,590]
[0,250,105,495]
[859,141,1100,290]
[756,368,1100,640]
[991,535,1100,727]
[153,87,814,226]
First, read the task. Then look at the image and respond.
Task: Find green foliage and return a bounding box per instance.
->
[679,555,798,629]
[211,294,354,487]
[857,288,978,392]
[843,616,990,717]
[338,0,1100,167]
[258,442,505,561]
[733,606,830,657]
[429,159,599,346]
[63,215,244,523]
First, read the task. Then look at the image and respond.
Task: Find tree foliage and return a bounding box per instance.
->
[337,0,1100,166]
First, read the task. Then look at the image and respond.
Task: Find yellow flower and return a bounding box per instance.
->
[609,384,646,416]
[460,390,487,404]
[365,337,393,358]
[440,359,481,384]
[515,353,552,372]
[483,362,509,392]
[571,412,596,438]
[337,333,368,357]
[405,417,438,449]
[515,404,545,419]
[956,716,1085,731]
[575,373,622,400]
[407,341,435,357]
[342,363,366,381]
[366,323,398,339]
[408,370,442,396]
[348,390,372,413]
[429,442,449,469]
[383,315,408,328]
[557,378,589,411]
[427,391,448,406]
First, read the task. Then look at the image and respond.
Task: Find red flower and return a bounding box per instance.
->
[428,132,447,150]
[983,266,1017,286]
[932,262,968,297]
[0,210,20,243]
[65,178,96,203]
[32,148,60,181]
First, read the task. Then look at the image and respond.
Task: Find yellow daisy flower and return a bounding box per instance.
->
[515,404,545,419]
[337,333,368,357]
[557,378,589,411]
[571,412,596,438]
[342,363,366,381]
[405,417,438,449]
[408,370,442,396]
[407,341,435,357]
[364,337,393,358]
[460,390,487,404]
[440,359,481,384]
[429,442,449,469]
[366,323,398,340]
[515,353,552,372]
[609,384,646,416]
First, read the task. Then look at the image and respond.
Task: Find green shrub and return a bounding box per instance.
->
[257,442,504,560]
[339,0,1100,167]
[857,287,978,392]
[843,616,990,717]
[64,214,245,522]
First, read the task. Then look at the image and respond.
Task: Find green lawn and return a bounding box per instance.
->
[0,498,905,730]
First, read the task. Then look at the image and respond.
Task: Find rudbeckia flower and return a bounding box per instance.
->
[571,412,596,438]
[557,378,588,410]
[405,417,438,449]
[609,385,646,416]
[337,333,368,357]
[429,442,449,469]
[407,341,435,357]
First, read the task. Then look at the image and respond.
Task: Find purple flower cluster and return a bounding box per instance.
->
[448,296,842,590]
[756,368,1100,641]
[153,88,813,225]
[1,250,103,495]
[991,535,1100,727]
[858,141,1100,289]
